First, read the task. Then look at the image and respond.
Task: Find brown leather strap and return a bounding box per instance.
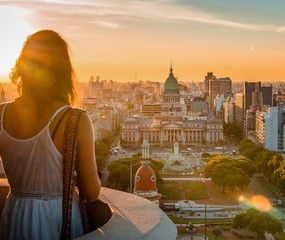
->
[61,108,82,240]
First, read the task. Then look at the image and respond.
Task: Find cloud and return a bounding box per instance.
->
[249,46,254,52]
[277,26,285,33]
[0,0,284,33]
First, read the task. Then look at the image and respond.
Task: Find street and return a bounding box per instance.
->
[249,174,285,229]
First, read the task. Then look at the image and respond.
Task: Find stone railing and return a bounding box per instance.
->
[0,179,177,240]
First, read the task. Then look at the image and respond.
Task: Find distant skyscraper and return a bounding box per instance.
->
[244,82,273,111]
[244,82,274,138]
[233,93,244,129]
[204,72,215,94]
[209,77,232,112]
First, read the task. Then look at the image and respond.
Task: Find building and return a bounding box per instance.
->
[208,76,232,112]
[273,93,285,108]
[187,97,208,114]
[244,82,273,112]
[121,65,223,149]
[161,65,186,117]
[255,107,285,151]
[204,72,215,94]
[214,94,225,119]
[223,97,235,124]
[133,139,161,204]
[244,83,268,137]
[233,93,244,133]
[141,104,161,115]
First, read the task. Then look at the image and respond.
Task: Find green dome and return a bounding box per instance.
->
[164,65,179,93]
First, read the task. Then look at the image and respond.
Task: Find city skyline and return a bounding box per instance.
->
[1,0,285,83]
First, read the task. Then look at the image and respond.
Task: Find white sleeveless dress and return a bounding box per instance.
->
[0,103,84,240]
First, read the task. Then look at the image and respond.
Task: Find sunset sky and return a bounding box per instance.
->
[0,0,285,83]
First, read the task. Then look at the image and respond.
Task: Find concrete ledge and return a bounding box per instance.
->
[75,188,177,240]
[0,181,177,239]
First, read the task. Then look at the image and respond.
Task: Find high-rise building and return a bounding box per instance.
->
[244,82,273,111]
[222,97,235,124]
[209,77,232,112]
[255,107,285,151]
[233,93,244,129]
[204,72,215,94]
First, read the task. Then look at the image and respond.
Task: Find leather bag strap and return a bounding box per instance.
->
[61,108,82,240]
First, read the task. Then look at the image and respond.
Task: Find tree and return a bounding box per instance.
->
[236,208,284,238]
[248,212,282,238]
[204,155,232,178]
[249,215,267,238]
[273,159,285,191]
[243,145,264,161]
[95,142,110,160]
[235,157,257,178]
[238,139,255,155]
[96,155,104,170]
[211,163,250,193]
[107,156,140,191]
[100,136,112,148]
[93,137,113,170]
[232,212,248,229]
[224,122,243,140]
[212,227,222,240]
[255,150,283,180]
[107,154,164,191]
[267,154,283,178]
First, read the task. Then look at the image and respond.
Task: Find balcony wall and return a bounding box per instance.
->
[0,179,177,240]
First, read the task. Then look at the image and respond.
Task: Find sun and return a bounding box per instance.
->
[0,6,34,82]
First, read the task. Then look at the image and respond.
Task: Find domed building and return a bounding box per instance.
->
[161,64,186,117]
[133,139,161,204]
[164,65,179,94]
[120,64,224,149]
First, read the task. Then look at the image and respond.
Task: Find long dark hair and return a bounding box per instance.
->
[10,30,77,113]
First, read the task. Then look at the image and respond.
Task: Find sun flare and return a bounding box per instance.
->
[0,6,33,81]
[239,194,272,212]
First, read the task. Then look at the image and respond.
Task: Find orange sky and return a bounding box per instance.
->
[1,1,285,83]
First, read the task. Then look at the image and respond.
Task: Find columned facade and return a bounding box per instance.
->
[120,64,224,149]
[121,117,223,148]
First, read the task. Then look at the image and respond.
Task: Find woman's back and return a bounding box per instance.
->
[0,29,101,239]
[0,101,66,193]
[0,102,84,240]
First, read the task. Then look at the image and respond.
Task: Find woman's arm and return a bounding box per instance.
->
[76,112,101,202]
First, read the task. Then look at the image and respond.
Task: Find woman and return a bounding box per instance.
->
[0,30,101,239]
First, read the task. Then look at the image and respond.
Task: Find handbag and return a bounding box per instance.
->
[60,108,112,240]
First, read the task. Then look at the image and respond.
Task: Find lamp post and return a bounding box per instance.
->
[204,203,207,239]
[130,162,132,193]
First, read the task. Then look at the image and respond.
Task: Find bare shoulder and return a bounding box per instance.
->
[76,110,93,136]
[77,110,91,125]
